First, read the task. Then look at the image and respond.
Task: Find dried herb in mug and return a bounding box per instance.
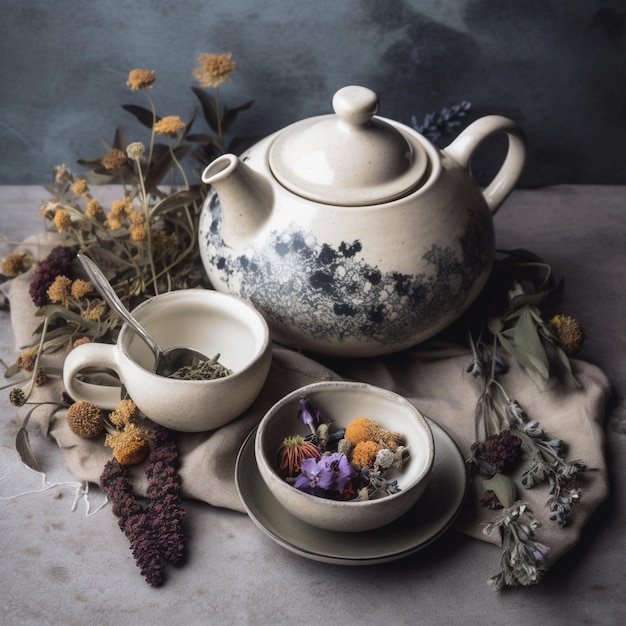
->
[168,353,233,381]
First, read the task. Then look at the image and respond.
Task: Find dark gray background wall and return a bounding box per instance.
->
[1,0,624,187]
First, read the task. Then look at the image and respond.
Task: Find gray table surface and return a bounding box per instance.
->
[1,185,625,625]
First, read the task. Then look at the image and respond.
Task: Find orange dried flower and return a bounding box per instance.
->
[70,278,92,299]
[82,300,107,321]
[351,440,382,468]
[107,197,133,229]
[53,208,72,233]
[550,314,585,355]
[2,251,34,276]
[16,347,38,372]
[109,398,139,428]
[113,437,151,465]
[153,115,186,136]
[193,52,237,88]
[126,68,156,90]
[72,337,90,349]
[85,198,103,218]
[128,210,147,243]
[344,416,406,453]
[101,149,127,171]
[47,275,72,306]
[72,179,88,196]
[105,422,154,465]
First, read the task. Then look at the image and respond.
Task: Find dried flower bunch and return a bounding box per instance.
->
[457,249,588,589]
[277,397,410,501]
[2,53,249,409]
[0,54,249,586]
[100,427,186,587]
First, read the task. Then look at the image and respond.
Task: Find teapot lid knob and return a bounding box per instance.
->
[332,86,379,126]
[268,85,430,206]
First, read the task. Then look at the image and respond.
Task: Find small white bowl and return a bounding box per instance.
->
[255,381,434,532]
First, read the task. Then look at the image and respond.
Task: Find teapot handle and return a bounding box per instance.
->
[443,115,527,215]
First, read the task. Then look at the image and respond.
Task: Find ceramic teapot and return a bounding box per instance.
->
[199,86,526,357]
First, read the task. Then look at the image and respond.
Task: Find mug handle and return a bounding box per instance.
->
[63,342,123,409]
[442,115,527,215]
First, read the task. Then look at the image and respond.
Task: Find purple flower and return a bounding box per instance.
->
[298,396,324,433]
[294,453,356,497]
[28,245,74,307]
[532,543,551,563]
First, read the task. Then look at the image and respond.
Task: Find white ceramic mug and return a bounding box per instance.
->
[63,289,272,432]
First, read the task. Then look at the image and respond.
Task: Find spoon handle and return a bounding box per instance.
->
[77,253,161,358]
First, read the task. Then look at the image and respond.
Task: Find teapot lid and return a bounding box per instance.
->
[268,86,429,206]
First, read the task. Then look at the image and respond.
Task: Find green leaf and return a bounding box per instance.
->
[150,190,202,218]
[513,309,550,380]
[190,87,219,133]
[16,427,41,472]
[4,362,21,379]
[15,406,43,473]
[122,103,158,130]
[221,100,254,134]
[542,335,582,390]
[497,332,547,391]
[181,107,197,141]
[113,127,128,151]
[482,473,518,508]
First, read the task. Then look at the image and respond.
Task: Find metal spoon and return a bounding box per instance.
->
[77,252,208,378]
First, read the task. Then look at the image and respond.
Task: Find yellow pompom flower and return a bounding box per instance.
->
[85,198,103,218]
[153,115,186,136]
[101,149,127,171]
[193,52,237,88]
[70,278,92,299]
[53,208,72,233]
[72,179,88,196]
[47,275,72,306]
[126,68,156,91]
[1,251,34,276]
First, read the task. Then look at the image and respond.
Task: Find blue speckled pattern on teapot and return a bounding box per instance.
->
[199,191,494,355]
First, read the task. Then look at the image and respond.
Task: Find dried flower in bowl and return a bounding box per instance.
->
[256,381,434,532]
[278,401,410,502]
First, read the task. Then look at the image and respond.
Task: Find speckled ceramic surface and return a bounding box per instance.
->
[236,417,466,564]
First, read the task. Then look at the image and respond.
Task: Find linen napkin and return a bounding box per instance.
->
[5,238,612,564]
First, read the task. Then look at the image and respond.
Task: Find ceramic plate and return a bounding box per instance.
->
[236,417,467,565]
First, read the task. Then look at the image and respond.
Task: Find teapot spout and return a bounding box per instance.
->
[202,154,273,244]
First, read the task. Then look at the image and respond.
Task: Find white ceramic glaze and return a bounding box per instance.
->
[254,381,435,533]
[199,85,527,357]
[62,289,271,432]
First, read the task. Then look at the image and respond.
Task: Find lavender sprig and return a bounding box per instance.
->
[483,501,551,589]
[506,402,587,527]
[411,101,471,143]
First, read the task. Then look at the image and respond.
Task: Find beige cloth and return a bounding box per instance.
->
[7,246,612,564]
